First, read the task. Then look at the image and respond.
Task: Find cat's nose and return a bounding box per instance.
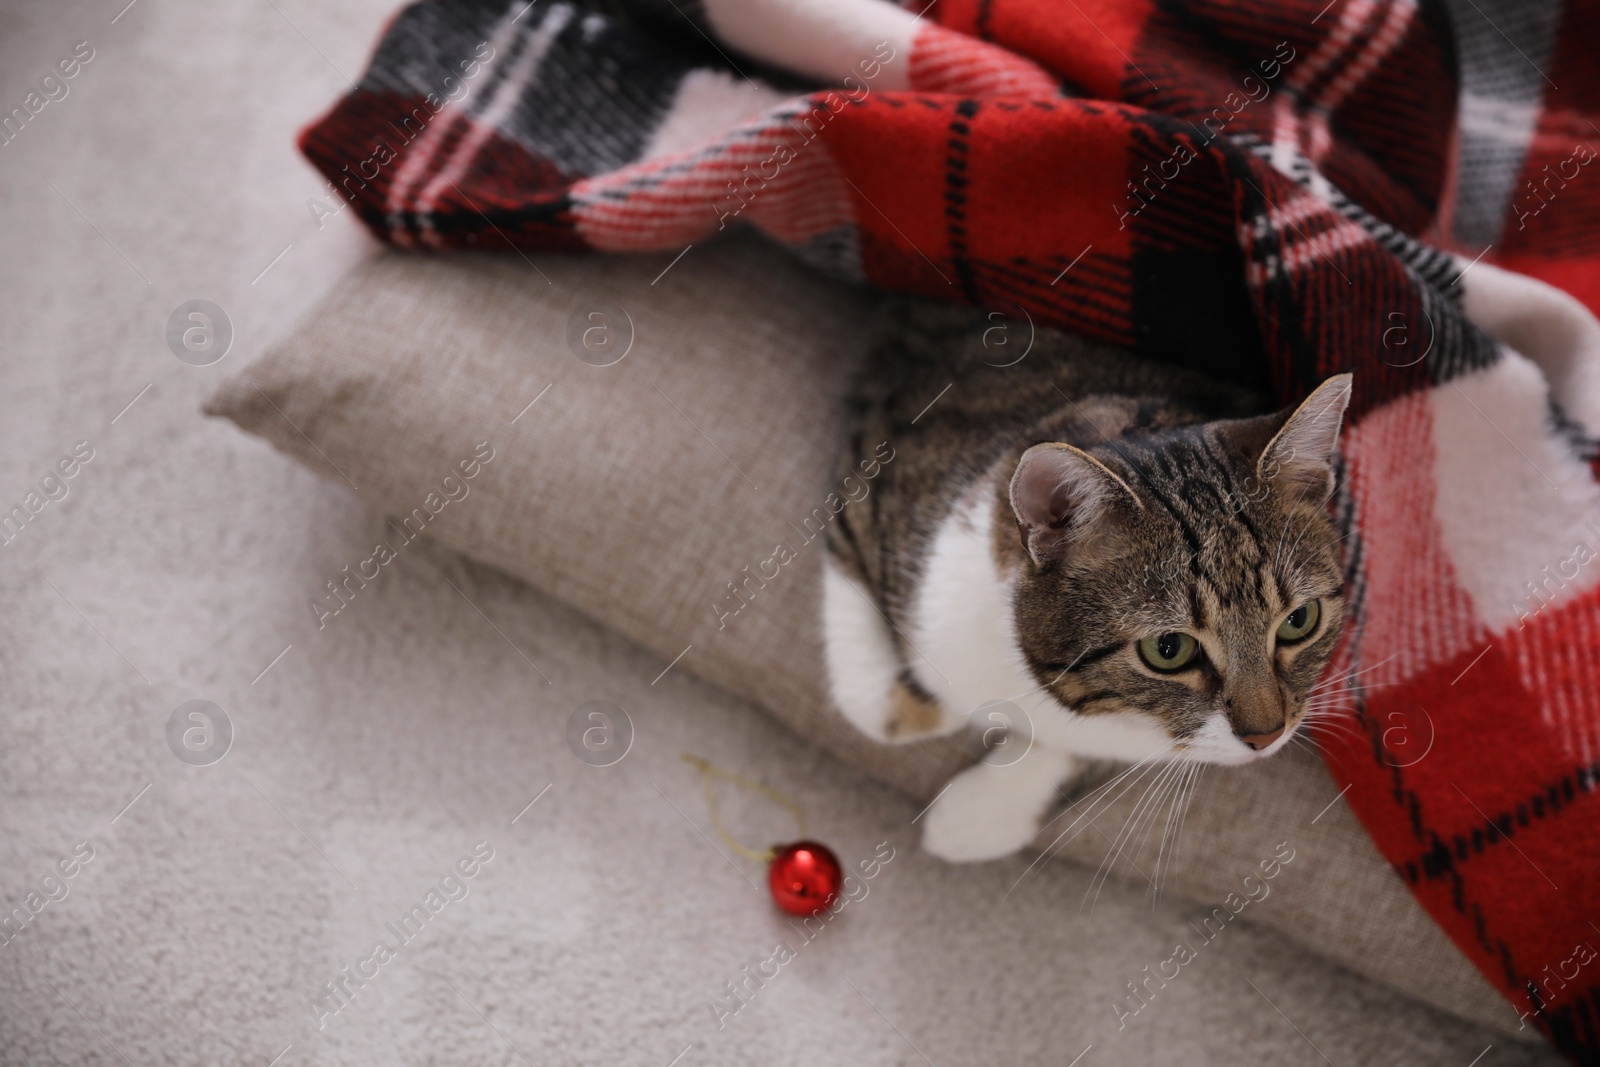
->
[1239,725,1285,750]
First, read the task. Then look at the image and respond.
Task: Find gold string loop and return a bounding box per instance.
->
[682,753,807,864]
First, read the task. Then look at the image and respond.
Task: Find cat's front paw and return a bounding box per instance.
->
[922,774,1043,862]
[822,556,957,743]
[921,749,1078,863]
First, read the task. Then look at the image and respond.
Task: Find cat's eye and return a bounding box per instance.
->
[1276,600,1322,644]
[1137,632,1200,672]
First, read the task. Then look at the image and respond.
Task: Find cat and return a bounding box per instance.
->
[822,300,1352,862]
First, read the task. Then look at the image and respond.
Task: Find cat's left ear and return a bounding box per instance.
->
[1259,373,1353,505]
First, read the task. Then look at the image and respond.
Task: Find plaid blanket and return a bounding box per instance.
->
[301,0,1600,1055]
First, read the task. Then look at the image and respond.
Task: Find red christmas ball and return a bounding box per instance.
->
[767,840,843,916]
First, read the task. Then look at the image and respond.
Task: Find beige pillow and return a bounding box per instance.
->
[206,236,1519,1037]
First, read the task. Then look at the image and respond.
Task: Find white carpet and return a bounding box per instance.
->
[0,1,1559,1064]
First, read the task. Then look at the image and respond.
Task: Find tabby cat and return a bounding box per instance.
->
[822,301,1352,861]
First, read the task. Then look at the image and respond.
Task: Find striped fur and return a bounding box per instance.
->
[823,300,1351,858]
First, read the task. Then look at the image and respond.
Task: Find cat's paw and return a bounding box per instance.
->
[822,556,956,743]
[921,749,1078,863]
[921,773,1044,862]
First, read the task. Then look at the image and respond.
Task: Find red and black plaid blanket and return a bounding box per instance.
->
[302,0,1600,1056]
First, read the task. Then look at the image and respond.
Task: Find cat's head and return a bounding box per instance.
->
[1006,375,1353,765]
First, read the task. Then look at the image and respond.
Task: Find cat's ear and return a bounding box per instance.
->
[1009,443,1142,564]
[1259,373,1353,505]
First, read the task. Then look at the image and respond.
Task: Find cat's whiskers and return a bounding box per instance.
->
[1006,743,1175,900]
[1110,756,1194,911]
[1298,713,1365,739]
[1312,684,1401,710]
[1295,714,1368,749]
[1302,702,1363,719]
[1171,764,1203,863]
[1293,720,1365,758]
[1297,721,1366,750]
[1084,756,1189,914]
[1082,764,1174,913]
[1033,741,1174,839]
[1170,762,1207,889]
[1149,761,1203,908]
[1127,758,1184,887]
[1298,699,1363,718]
[1299,710,1365,733]
[1299,696,1381,727]
[1299,697,1364,720]
[1306,651,1403,695]
[1146,766,1186,908]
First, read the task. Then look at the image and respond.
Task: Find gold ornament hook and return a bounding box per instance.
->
[681,753,808,864]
